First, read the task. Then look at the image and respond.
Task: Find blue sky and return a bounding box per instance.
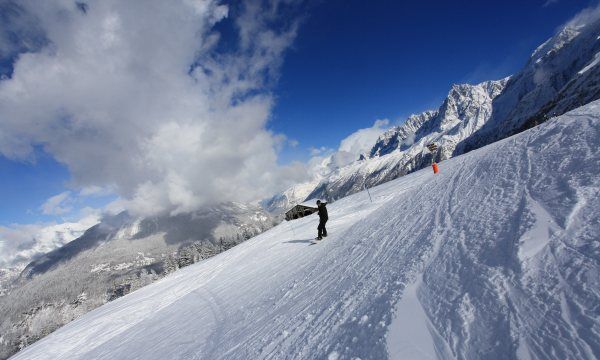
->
[0,150,114,225]
[0,151,68,224]
[0,0,595,226]
[272,0,594,162]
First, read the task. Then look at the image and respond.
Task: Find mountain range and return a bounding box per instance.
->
[3,10,600,360]
[267,15,600,209]
[9,99,600,360]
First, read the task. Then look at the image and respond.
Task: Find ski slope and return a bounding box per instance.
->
[11,102,600,359]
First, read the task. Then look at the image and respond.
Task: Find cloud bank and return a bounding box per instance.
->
[0,212,100,270]
[306,119,390,178]
[0,0,306,217]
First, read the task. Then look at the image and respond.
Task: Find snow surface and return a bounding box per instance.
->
[386,276,437,359]
[11,101,600,359]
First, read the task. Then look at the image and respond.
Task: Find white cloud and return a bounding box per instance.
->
[307,119,390,177]
[40,191,73,216]
[0,0,306,217]
[338,118,389,159]
[309,146,331,157]
[562,2,600,29]
[0,1,46,73]
[78,185,113,197]
[401,132,416,148]
[0,213,100,270]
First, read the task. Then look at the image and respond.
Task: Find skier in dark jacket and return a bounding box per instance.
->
[316,200,328,240]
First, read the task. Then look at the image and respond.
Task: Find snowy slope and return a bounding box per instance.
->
[0,203,274,359]
[11,101,600,359]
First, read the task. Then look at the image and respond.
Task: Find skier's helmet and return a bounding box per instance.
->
[316,200,321,205]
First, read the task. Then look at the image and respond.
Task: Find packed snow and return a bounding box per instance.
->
[11,101,600,359]
[386,277,437,359]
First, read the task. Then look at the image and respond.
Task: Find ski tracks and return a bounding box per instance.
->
[10,109,600,360]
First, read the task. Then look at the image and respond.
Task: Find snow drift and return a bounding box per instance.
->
[10,101,600,359]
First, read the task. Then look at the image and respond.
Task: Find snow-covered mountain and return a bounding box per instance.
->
[369,110,437,157]
[10,101,599,360]
[304,78,507,201]
[5,10,600,360]
[0,202,274,359]
[267,14,600,206]
[457,15,600,153]
[0,216,99,296]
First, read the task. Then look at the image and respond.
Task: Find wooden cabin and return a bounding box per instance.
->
[285,204,318,221]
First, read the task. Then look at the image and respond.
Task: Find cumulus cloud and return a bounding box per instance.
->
[0,0,307,217]
[307,119,390,177]
[0,1,46,75]
[338,118,389,159]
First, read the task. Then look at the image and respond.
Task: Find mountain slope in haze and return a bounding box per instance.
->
[261,180,320,215]
[11,101,600,360]
[0,216,99,296]
[0,203,274,359]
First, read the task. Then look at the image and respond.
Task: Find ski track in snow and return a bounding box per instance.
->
[10,102,600,359]
[386,276,436,360]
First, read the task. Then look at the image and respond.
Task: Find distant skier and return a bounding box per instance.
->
[315,200,328,240]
